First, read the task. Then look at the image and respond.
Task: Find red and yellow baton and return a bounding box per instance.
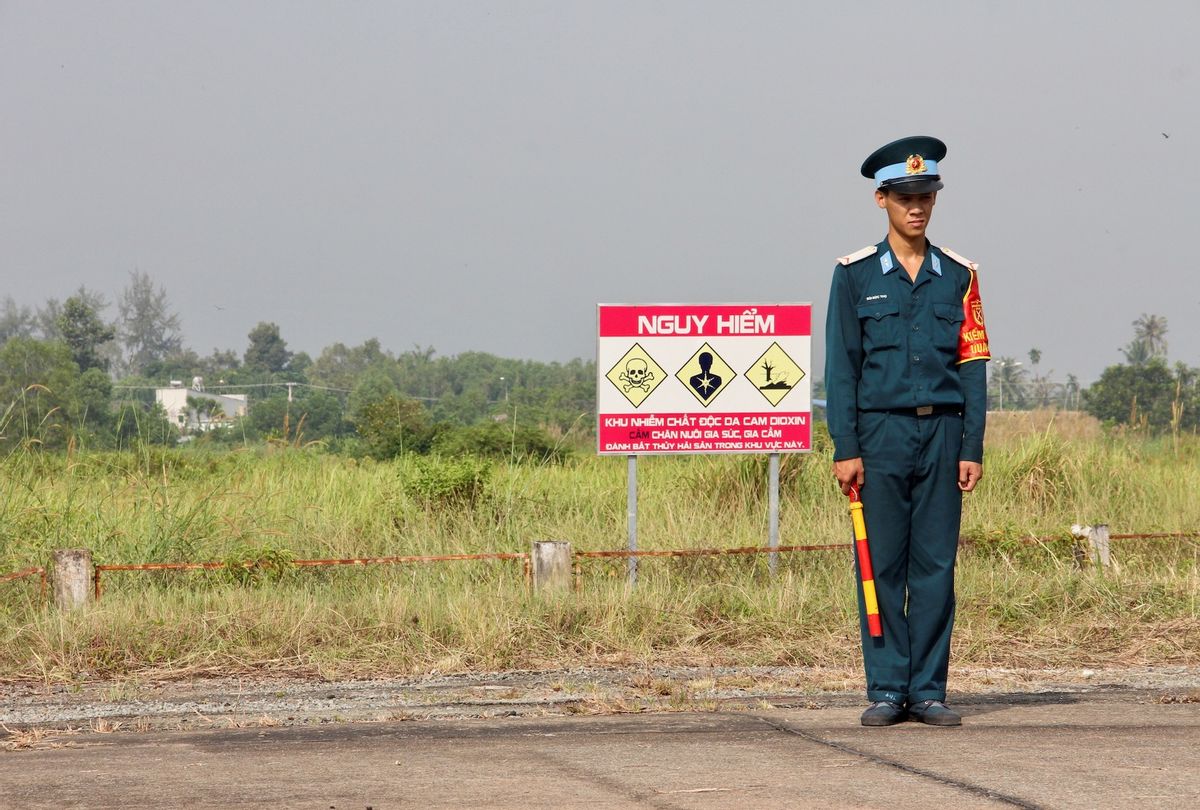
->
[847,485,883,638]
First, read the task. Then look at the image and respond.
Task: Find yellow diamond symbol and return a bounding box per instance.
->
[606,343,667,408]
[745,342,805,407]
[675,343,736,407]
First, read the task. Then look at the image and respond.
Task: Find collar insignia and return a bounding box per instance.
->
[905,154,927,175]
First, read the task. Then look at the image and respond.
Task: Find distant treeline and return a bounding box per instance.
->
[1,277,594,456]
[3,279,1197,454]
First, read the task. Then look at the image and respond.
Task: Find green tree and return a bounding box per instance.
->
[57,293,115,373]
[1132,313,1168,360]
[1082,359,1182,430]
[348,368,400,423]
[309,339,392,391]
[355,395,434,458]
[150,347,241,385]
[0,337,80,448]
[202,349,241,379]
[143,348,203,383]
[245,395,292,440]
[118,271,183,376]
[289,351,313,377]
[75,367,114,430]
[38,287,110,343]
[244,322,292,373]
[110,402,177,448]
[36,298,63,341]
[1120,338,1153,366]
[1121,314,1169,366]
[247,390,345,443]
[0,296,36,343]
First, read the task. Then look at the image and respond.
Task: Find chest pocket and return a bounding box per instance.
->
[856,301,901,352]
[932,302,964,353]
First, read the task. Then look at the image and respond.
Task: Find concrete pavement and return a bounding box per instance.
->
[2,692,1198,808]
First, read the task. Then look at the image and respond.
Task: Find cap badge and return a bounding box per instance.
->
[905,154,927,175]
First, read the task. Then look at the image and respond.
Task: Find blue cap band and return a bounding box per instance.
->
[874,158,940,186]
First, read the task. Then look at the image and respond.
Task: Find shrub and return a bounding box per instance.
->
[221,541,297,586]
[402,456,492,508]
[354,395,435,459]
[431,421,568,463]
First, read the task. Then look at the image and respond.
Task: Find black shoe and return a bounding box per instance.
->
[908,699,961,726]
[860,701,906,726]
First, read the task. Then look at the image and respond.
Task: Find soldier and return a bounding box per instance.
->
[825,136,990,727]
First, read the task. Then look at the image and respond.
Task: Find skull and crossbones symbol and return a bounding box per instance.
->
[619,358,654,392]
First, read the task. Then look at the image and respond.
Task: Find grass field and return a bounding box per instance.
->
[1,412,1198,683]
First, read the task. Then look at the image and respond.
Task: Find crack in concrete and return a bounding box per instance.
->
[757,715,1043,809]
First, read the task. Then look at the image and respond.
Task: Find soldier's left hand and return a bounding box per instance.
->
[958,461,983,492]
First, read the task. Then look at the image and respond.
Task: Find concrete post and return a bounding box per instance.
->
[1089,524,1112,570]
[532,541,572,593]
[1070,524,1113,571]
[51,548,94,610]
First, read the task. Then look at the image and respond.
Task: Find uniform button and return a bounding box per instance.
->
[913,355,920,362]
[912,325,919,331]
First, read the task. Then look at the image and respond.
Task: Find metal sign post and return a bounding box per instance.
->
[768,453,780,574]
[627,455,638,586]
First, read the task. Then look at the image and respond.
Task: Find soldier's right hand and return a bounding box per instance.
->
[833,457,865,496]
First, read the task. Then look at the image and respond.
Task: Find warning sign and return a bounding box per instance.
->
[745,342,806,407]
[675,343,735,407]
[597,304,812,455]
[605,343,667,408]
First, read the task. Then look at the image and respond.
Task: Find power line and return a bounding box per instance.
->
[111,381,351,393]
[110,380,445,402]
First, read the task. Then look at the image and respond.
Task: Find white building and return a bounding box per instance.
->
[155,381,248,431]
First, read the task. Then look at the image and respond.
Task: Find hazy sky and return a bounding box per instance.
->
[3,2,1198,383]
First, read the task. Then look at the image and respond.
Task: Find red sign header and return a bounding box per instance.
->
[599,305,811,338]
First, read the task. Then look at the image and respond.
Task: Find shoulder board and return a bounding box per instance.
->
[940,247,978,271]
[837,245,878,266]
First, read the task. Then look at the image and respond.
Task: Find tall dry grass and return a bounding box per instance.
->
[1,418,1198,682]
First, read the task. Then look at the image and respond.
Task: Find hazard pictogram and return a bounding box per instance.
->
[675,343,735,407]
[745,342,805,407]
[605,343,667,407]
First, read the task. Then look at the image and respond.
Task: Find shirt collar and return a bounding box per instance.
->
[877,238,894,274]
[878,239,941,276]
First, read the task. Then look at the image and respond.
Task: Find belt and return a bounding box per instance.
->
[868,404,962,417]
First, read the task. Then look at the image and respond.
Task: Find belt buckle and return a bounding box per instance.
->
[915,405,934,416]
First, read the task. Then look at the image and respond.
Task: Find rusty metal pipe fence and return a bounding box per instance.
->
[91,552,535,600]
[3,528,1199,607]
[0,566,47,602]
[89,546,849,600]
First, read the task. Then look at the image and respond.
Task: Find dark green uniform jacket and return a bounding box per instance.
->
[825,238,987,461]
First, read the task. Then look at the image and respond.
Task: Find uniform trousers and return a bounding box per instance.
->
[854,409,963,705]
